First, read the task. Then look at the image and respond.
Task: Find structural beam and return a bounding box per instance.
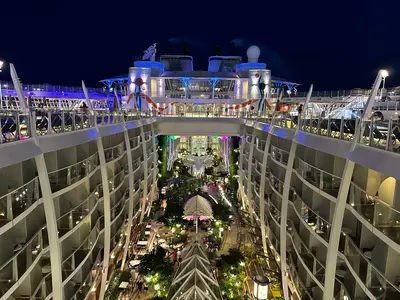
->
[139,126,149,222]
[279,85,313,300]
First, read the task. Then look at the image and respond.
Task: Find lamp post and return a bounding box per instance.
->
[253,275,270,300]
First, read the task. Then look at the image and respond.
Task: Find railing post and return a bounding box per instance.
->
[340,116,344,140]
[61,112,65,133]
[368,119,374,146]
[385,119,393,151]
[317,116,322,135]
[327,116,331,137]
[47,111,52,135]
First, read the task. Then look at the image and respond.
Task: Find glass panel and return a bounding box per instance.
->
[0,177,40,227]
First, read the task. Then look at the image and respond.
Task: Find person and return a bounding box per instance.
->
[80,102,88,110]
[137,281,143,292]
[297,104,303,115]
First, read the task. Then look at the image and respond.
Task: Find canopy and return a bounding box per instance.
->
[183,195,213,218]
[168,241,222,300]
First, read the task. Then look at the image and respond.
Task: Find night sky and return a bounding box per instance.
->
[0,0,398,91]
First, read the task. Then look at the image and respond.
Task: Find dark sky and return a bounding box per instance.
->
[0,0,398,91]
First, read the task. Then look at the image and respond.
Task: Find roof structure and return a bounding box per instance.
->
[168,241,222,300]
[183,195,213,218]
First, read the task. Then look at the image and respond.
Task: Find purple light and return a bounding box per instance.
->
[220,136,228,140]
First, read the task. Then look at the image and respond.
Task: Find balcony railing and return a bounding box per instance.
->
[48,152,99,192]
[348,182,400,246]
[0,226,48,296]
[295,157,341,198]
[292,192,331,243]
[57,186,100,238]
[267,170,284,195]
[255,137,266,152]
[0,177,40,228]
[270,145,289,165]
[104,141,125,163]
[340,233,400,299]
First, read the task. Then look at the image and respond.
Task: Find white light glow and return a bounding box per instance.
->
[381,70,389,78]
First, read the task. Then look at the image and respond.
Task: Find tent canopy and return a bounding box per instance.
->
[168,241,222,300]
[183,195,213,218]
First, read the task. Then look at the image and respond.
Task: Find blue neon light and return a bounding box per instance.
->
[235,63,267,70]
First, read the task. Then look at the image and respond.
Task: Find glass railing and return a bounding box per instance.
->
[104,141,125,162]
[57,187,99,237]
[267,200,281,225]
[255,137,266,152]
[267,170,284,195]
[270,145,289,165]
[61,220,102,282]
[111,194,127,222]
[288,259,314,300]
[287,219,326,286]
[108,168,127,192]
[48,152,99,192]
[292,193,331,243]
[295,157,341,197]
[68,249,103,300]
[0,177,40,228]
[30,273,52,300]
[0,226,48,295]
[348,182,400,246]
[340,234,400,299]
[132,157,141,171]
[254,160,262,174]
[130,136,141,149]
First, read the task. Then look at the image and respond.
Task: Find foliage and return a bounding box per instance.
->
[138,247,174,298]
[218,248,246,300]
[171,233,188,244]
[213,202,233,226]
[172,158,191,178]
[157,135,168,188]
[104,270,132,300]
[160,199,184,227]
[213,155,223,167]
[204,166,214,176]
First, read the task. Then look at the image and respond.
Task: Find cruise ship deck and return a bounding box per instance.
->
[0,46,399,300]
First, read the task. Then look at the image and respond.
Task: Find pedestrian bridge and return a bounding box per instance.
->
[154,117,245,136]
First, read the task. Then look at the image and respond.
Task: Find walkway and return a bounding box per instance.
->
[219,222,239,255]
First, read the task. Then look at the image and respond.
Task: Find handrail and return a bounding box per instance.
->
[48,152,98,175]
[0,176,38,199]
[0,225,44,271]
[296,156,341,181]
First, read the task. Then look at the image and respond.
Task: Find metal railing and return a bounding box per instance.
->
[270,145,289,165]
[0,81,104,94]
[0,177,40,228]
[295,157,341,198]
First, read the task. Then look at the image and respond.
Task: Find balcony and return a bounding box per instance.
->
[267,171,284,196]
[0,177,41,228]
[48,153,99,192]
[340,234,400,300]
[348,182,400,246]
[0,227,48,297]
[270,145,289,165]
[104,141,125,163]
[295,157,341,198]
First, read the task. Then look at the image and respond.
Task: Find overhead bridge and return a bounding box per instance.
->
[153,117,245,136]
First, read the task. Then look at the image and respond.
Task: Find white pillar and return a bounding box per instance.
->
[139,126,148,223]
[246,129,256,224]
[279,85,313,300]
[279,141,297,300]
[35,155,64,300]
[97,137,112,300]
[120,129,134,271]
[148,124,158,216]
[259,115,278,257]
[238,127,246,208]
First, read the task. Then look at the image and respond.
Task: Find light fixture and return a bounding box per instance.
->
[381,69,389,78]
[0,61,3,72]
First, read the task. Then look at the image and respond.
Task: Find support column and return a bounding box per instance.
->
[139,126,148,223]
[35,155,64,300]
[246,128,256,223]
[121,129,134,271]
[259,116,277,257]
[82,81,112,300]
[148,124,158,216]
[238,127,247,209]
[97,138,112,300]
[279,85,313,300]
